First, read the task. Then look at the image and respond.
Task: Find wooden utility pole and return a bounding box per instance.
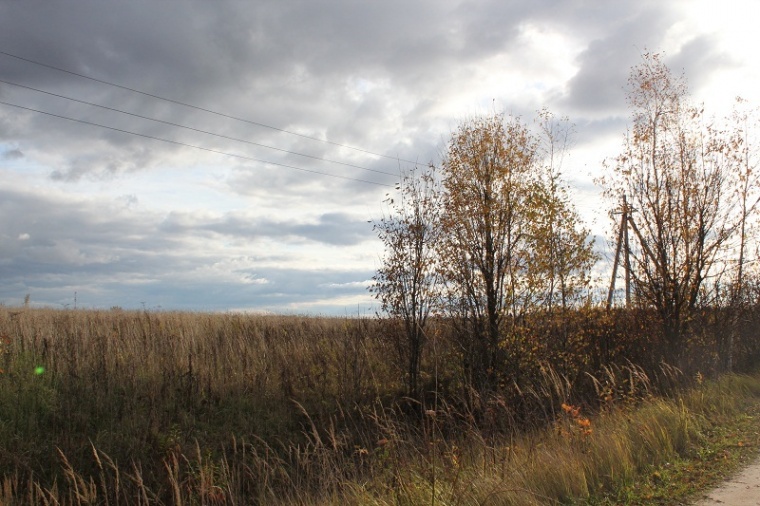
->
[623,199,631,307]
[607,195,632,310]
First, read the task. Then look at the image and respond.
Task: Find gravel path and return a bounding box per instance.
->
[693,458,760,505]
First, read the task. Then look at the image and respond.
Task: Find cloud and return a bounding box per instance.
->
[158,210,373,246]
[0,184,377,311]
[666,34,736,94]
[3,148,23,160]
[0,0,753,313]
[559,7,677,117]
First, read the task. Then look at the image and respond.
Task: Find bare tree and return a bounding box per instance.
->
[526,110,597,312]
[716,99,760,370]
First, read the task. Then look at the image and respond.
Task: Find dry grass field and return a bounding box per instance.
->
[0,306,759,504]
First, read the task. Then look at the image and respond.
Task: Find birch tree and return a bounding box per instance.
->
[603,53,756,360]
[438,112,594,394]
[371,165,443,400]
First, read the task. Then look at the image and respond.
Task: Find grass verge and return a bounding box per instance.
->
[342,373,760,505]
[584,374,760,505]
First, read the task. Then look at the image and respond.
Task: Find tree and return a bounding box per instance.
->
[525,110,596,312]
[372,112,595,400]
[438,113,536,395]
[371,165,443,401]
[437,112,594,394]
[603,53,754,360]
[715,99,760,370]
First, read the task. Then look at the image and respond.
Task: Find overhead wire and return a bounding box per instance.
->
[0,77,397,177]
[0,50,418,165]
[0,100,393,187]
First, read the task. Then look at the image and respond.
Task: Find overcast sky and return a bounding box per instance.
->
[0,1,758,314]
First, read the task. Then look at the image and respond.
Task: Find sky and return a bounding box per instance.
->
[0,1,758,314]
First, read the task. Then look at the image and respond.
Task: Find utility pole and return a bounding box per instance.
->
[607,195,632,310]
[623,197,631,307]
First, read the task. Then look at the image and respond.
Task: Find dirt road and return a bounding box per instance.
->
[693,457,760,505]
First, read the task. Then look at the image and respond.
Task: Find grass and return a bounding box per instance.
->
[339,374,760,505]
[1,306,760,504]
[586,375,760,505]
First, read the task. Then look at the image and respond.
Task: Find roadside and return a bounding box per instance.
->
[583,380,760,505]
[694,458,760,505]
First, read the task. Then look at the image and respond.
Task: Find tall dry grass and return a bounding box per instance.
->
[0,306,758,504]
[0,308,403,502]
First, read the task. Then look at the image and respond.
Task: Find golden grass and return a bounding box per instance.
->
[340,377,757,506]
[1,306,759,504]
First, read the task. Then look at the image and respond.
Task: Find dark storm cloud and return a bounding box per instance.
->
[0,2,693,119]
[0,2,442,143]
[0,0,568,183]
[0,0,689,188]
[0,3,249,96]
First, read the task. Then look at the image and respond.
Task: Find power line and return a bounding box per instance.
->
[0,78,396,177]
[0,100,393,187]
[0,49,418,165]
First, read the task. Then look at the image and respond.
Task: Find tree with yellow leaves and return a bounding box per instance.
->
[438,112,594,395]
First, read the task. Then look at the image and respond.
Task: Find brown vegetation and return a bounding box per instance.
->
[1,305,759,504]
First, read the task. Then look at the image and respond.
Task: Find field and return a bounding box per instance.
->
[1,306,759,505]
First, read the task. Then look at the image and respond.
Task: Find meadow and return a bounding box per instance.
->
[1,306,759,505]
